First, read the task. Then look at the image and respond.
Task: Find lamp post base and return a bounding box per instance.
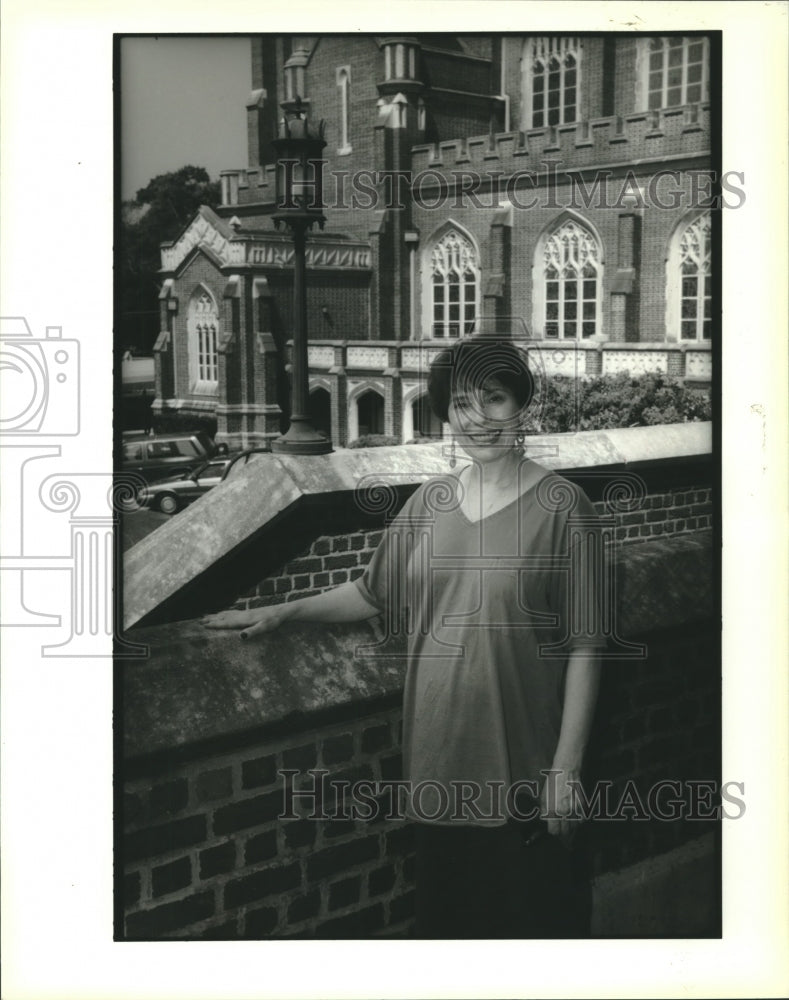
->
[270,420,333,455]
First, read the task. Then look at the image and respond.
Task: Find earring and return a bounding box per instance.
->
[515,431,526,455]
[449,438,457,469]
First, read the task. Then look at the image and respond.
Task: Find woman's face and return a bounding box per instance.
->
[447,376,522,462]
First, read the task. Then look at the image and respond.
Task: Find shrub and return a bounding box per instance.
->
[532,373,711,434]
[348,434,401,449]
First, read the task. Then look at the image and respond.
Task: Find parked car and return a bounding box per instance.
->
[137,458,233,514]
[121,430,227,484]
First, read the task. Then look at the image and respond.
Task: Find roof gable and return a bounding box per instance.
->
[160,205,241,273]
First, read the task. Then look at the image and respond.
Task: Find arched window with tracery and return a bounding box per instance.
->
[541,219,602,339]
[522,37,581,129]
[188,287,219,392]
[429,229,479,339]
[676,213,711,341]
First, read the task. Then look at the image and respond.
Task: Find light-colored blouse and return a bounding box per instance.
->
[354,467,605,824]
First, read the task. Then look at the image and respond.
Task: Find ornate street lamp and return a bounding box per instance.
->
[271,96,332,454]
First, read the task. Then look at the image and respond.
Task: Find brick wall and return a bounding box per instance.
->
[122,433,717,940]
[123,705,417,939]
[587,626,719,877]
[262,268,371,344]
[302,35,382,182]
[612,36,639,118]
[427,93,493,147]
[612,485,712,543]
[231,485,713,611]
[579,37,607,122]
[411,171,709,346]
[159,33,715,441]
[122,569,717,939]
[237,529,379,607]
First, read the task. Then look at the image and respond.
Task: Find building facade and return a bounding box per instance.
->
[154,34,716,449]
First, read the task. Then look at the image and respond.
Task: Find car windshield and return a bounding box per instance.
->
[196,461,226,481]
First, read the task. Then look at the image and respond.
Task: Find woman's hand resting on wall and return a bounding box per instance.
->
[201,605,292,639]
[201,581,380,640]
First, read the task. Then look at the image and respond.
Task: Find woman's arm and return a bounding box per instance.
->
[201,580,381,639]
[542,646,602,841]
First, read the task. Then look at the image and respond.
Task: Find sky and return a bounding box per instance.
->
[120,36,251,201]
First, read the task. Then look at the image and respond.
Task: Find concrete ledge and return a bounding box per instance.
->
[124,530,712,761]
[617,530,713,636]
[123,619,404,761]
[123,422,712,629]
[591,833,718,936]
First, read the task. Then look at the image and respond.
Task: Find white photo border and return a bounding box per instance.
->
[1,2,787,998]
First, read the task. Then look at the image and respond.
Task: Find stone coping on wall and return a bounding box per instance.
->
[123,422,711,630]
[123,528,713,763]
[305,338,713,352]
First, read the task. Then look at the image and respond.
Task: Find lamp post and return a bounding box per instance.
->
[271,96,333,455]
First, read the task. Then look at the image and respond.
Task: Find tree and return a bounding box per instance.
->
[117,166,221,354]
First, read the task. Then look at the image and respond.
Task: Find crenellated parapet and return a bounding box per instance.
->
[410,104,710,179]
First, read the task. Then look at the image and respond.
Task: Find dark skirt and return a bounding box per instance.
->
[414,818,591,939]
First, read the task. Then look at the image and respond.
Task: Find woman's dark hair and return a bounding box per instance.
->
[427,338,534,423]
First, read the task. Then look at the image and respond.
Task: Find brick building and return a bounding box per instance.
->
[153,33,716,450]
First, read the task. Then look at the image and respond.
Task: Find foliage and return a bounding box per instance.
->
[348,375,709,447]
[132,166,221,235]
[117,166,221,354]
[347,434,402,449]
[530,373,712,434]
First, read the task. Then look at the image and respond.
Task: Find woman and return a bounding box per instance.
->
[203,337,604,938]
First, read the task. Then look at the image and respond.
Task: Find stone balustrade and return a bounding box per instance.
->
[303,338,712,382]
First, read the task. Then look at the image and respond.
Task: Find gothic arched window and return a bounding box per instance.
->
[356,390,384,437]
[522,37,581,129]
[429,229,479,339]
[188,288,219,392]
[542,219,602,339]
[676,213,711,341]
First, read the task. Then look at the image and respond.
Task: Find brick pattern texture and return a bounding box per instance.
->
[124,709,414,939]
[122,623,718,938]
[123,477,716,939]
[586,628,719,876]
[160,33,715,439]
[135,31,719,937]
[231,486,713,611]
